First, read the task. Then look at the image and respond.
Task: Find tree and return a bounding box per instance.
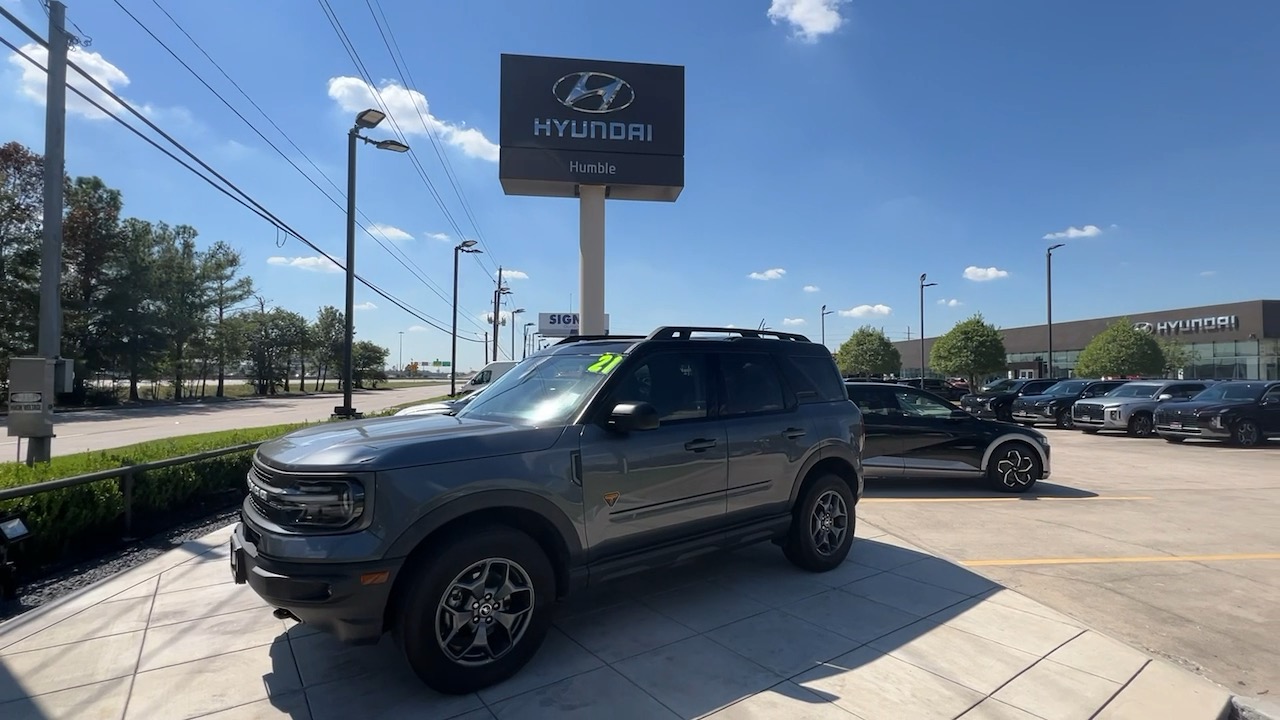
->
[311,306,345,391]
[100,218,167,400]
[1158,338,1201,378]
[203,241,254,397]
[835,326,901,376]
[930,313,1008,388]
[0,142,44,381]
[1074,318,1165,378]
[352,340,389,388]
[61,175,124,399]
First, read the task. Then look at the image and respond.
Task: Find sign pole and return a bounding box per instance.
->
[579,185,607,336]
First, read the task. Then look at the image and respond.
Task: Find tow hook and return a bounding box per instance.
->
[272,607,301,623]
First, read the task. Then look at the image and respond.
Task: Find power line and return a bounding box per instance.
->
[0,20,482,342]
[112,0,490,333]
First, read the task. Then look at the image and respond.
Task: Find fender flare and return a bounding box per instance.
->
[787,441,860,506]
[385,488,584,563]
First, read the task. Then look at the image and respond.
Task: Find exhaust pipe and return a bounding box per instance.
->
[272,607,301,623]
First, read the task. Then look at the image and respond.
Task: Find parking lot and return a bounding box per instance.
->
[860,428,1280,697]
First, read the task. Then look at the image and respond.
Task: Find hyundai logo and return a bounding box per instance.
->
[1133,322,1154,334]
[552,72,635,114]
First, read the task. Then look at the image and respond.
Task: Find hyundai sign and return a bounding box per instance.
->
[538,312,611,337]
[499,54,685,202]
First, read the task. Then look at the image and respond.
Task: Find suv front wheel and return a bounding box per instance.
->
[393,526,555,695]
[783,473,855,572]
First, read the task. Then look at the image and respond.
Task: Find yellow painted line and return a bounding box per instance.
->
[961,552,1280,568]
[861,495,1153,504]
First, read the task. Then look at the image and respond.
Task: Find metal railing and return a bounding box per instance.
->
[0,442,262,536]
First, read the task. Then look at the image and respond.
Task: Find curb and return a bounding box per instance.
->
[1233,695,1280,720]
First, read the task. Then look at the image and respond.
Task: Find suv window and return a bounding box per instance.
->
[1023,380,1056,395]
[719,353,787,416]
[892,389,955,418]
[782,354,846,404]
[1166,383,1206,398]
[609,352,709,423]
[1263,385,1280,402]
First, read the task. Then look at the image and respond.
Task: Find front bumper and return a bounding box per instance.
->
[1011,407,1054,423]
[230,521,401,645]
[1154,423,1230,440]
[1073,414,1127,431]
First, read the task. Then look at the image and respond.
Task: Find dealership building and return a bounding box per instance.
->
[894,299,1280,381]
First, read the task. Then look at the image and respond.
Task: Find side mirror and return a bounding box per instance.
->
[1157,393,1173,402]
[607,401,660,432]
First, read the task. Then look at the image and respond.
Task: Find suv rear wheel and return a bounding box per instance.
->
[393,526,555,695]
[783,473,855,572]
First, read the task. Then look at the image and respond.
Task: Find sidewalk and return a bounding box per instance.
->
[0,521,1235,720]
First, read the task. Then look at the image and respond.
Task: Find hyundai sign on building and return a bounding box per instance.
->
[498,54,685,201]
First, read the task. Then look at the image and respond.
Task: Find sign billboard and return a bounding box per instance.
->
[499,54,685,201]
[538,312,611,337]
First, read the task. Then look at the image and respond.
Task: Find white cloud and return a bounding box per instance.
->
[963,266,1009,282]
[782,317,807,326]
[937,298,963,307]
[1199,270,1217,277]
[1042,224,1103,240]
[267,256,341,273]
[803,285,820,293]
[8,42,139,120]
[839,304,892,318]
[407,325,430,332]
[327,76,498,162]
[366,223,412,242]
[499,269,529,280]
[425,232,451,242]
[767,0,848,42]
[354,301,377,311]
[749,267,786,281]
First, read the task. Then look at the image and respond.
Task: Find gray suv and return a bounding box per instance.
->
[229,326,864,695]
[1072,379,1215,437]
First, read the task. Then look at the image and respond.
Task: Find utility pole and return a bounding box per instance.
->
[483,332,488,365]
[28,1,68,464]
[491,266,503,362]
[1046,243,1065,379]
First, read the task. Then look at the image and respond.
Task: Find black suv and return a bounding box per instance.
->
[1155,380,1280,447]
[896,377,967,401]
[229,326,864,694]
[959,377,1060,422]
[847,382,1051,493]
[1010,378,1130,429]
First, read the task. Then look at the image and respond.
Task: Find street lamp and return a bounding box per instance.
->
[492,284,511,362]
[523,322,535,359]
[919,273,938,379]
[1046,243,1065,379]
[510,308,525,360]
[451,239,482,396]
[398,331,404,374]
[820,304,834,347]
[338,108,409,420]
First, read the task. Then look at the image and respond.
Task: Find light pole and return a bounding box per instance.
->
[919,273,938,379]
[397,331,404,374]
[510,308,525,360]
[451,239,481,395]
[1046,243,1065,379]
[523,322,535,359]
[820,304,834,347]
[338,108,409,419]
[492,283,511,362]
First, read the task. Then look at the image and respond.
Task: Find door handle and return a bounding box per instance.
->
[684,438,717,452]
[782,427,807,439]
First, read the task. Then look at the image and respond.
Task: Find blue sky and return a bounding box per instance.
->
[2,0,1278,371]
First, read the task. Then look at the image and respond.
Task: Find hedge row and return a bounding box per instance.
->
[0,423,308,568]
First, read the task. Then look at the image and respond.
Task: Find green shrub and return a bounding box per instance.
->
[0,423,307,568]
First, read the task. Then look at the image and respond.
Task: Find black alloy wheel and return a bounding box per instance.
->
[995,404,1013,423]
[985,441,1041,493]
[783,473,855,572]
[1055,408,1075,430]
[1127,413,1155,438]
[1231,419,1262,448]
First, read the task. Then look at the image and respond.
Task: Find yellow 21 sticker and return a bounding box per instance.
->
[587,353,624,374]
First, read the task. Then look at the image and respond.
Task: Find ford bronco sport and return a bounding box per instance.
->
[229,326,864,694]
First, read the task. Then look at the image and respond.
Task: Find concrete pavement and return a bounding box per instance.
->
[0,520,1235,719]
[0,383,450,459]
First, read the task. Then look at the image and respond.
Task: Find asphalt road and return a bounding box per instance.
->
[860,429,1279,698]
[0,382,450,458]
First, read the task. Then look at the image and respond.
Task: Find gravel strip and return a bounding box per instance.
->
[0,505,241,622]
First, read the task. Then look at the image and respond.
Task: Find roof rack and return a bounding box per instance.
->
[646,326,813,343]
[552,334,646,346]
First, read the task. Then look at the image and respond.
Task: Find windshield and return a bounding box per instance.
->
[1191,383,1267,402]
[1043,380,1089,396]
[982,379,1016,392]
[455,352,624,425]
[1106,384,1161,399]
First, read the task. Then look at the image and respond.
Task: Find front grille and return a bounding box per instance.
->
[1074,403,1103,421]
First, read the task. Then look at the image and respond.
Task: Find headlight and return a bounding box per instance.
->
[1209,414,1225,429]
[248,474,366,530]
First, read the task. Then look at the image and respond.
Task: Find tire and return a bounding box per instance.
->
[995,404,1013,423]
[1231,419,1263,448]
[783,473,855,572]
[1055,409,1075,430]
[392,526,556,695]
[1163,435,1185,444]
[986,441,1041,493]
[1127,412,1155,438]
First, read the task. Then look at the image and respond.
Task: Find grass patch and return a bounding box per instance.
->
[0,422,308,568]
